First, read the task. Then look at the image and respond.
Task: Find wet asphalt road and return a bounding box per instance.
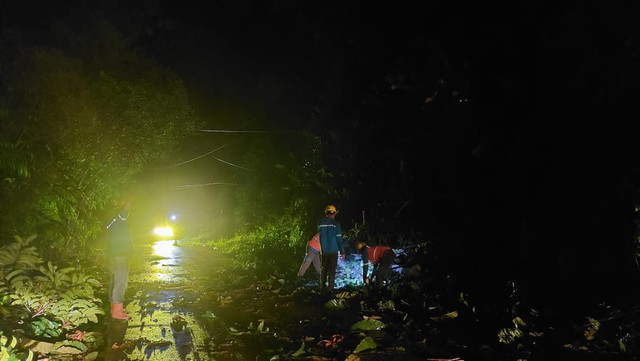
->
[104,240,230,361]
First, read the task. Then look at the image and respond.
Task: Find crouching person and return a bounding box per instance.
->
[356,241,395,289]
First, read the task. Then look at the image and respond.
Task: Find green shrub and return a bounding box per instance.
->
[0,235,104,340]
[208,199,313,271]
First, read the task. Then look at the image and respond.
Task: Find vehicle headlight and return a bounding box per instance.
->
[153,226,174,237]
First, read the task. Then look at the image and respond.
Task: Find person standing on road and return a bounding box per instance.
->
[356,241,396,290]
[297,232,322,280]
[318,205,345,291]
[106,199,133,320]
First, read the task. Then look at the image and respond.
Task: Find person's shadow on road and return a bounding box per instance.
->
[104,319,128,361]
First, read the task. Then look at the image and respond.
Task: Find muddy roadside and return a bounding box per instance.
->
[93,240,640,361]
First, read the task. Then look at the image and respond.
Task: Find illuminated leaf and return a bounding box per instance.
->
[619,338,626,352]
[52,340,88,353]
[513,317,526,327]
[354,337,377,353]
[430,310,458,321]
[292,342,306,357]
[584,328,596,341]
[351,319,386,331]
[377,300,395,311]
[324,298,347,310]
[498,327,523,344]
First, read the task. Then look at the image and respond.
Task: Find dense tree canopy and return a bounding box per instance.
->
[0,18,201,250]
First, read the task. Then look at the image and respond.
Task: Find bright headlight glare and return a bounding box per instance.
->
[154,226,174,237]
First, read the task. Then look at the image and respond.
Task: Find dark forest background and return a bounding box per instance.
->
[2,0,640,316]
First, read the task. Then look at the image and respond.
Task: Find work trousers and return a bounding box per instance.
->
[109,255,129,303]
[374,249,396,289]
[297,246,321,277]
[320,253,339,290]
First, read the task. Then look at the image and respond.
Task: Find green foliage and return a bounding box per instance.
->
[211,198,318,269]
[350,319,387,331]
[1,333,34,361]
[211,225,297,270]
[0,139,30,183]
[0,235,41,270]
[0,235,42,317]
[27,317,63,339]
[324,298,348,310]
[0,22,202,249]
[0,235,104,340]
[227,320,269,337]
[292,342,306,357]
[353,336,377,353]
[228,130,339,235]
[498,316,527,344]
[52,339,88,353]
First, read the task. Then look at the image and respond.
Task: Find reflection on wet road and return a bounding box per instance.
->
[104,240,229,360]
[150,240,181,282]
[152,240,180,264]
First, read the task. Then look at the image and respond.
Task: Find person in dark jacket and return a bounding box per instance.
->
[106,199,133,320]
[318,205,345,291]
[356,241,396,289]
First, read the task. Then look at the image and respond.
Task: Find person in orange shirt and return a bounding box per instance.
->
[356,241,396,289]
[297,232,321,279]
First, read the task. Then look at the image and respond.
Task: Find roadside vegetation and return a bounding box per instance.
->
[2,7,640,361]
[0,17,201,360]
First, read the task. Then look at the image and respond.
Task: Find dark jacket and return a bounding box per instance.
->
[318,216,344,254]
[107,209,133,256]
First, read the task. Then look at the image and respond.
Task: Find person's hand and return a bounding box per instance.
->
[341,253,346,260]
[364,277,370,285]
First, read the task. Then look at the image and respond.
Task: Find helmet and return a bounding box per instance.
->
[325,205,337,215]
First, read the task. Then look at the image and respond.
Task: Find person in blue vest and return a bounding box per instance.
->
[106,199,133,320]
[318,205,345,291]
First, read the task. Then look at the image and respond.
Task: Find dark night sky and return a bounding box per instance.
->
[4,1,640,307]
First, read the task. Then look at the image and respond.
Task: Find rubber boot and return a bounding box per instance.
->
[111,302,130,320]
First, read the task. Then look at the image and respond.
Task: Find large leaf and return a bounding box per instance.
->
[351,319,386,331]
[353,337,377,353]
[292,342,306,357]
[52,339,88,353]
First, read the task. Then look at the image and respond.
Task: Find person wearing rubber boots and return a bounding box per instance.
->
[106,199,133,320]
[357,241,396,290]
[318,205,345,291]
